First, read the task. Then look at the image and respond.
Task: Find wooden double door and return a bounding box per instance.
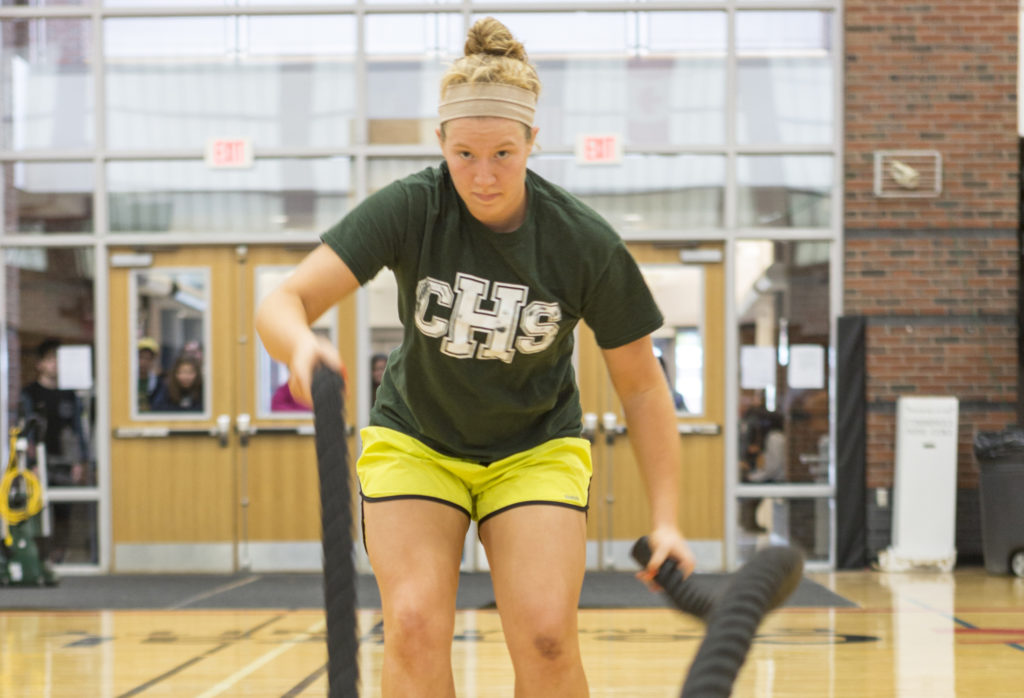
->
[108,241,724,572]
[109,245,356,572]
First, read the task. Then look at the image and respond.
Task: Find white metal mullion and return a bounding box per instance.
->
[736,484,834,498]
[724,236,739,570]
[723,5,738,235]
[0,234,100,247]
[354,1,370,434]
[88,232,324,247]
[722,2,739,571]
[0,250,7,486]
[828,0,845,571]
[0,150,94,161]
[0,6,90,19]
[92,5,112,574]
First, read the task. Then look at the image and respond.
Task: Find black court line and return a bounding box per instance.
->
[906,597,1024,654]
[281,663,327,698]
[116,614,287,698]
[281,618,384,696]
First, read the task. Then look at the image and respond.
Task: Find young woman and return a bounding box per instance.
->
[256,18,694,697]
[150,354,203,412]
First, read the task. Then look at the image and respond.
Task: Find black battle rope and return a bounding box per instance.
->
[312,365,359,698]
[632,537,804,698]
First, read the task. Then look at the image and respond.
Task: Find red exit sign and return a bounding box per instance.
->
[575,133,622,165]
[205,138,254,169]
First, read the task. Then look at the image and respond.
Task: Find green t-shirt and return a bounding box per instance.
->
[322,163,663,462]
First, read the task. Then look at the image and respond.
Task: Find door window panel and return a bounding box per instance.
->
[0,18,93,151]
[131,268,210,418]
[253,265,336,418]
[104,15,356,150]
[107,157,352,234]
[641,264,705,416]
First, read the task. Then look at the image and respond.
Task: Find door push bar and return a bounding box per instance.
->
[114,414,233,444]
[115,415,354,447]
[580,415,722,441]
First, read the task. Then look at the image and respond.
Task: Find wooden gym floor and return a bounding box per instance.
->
[2,567,1022,697]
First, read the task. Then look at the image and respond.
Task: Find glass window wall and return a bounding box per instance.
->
[1,3,841,573]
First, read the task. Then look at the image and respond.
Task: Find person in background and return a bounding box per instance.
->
[18,337,91,567]
[19,337,89,486]
[150,354,204,412]
[745,411,786,484]
[271,376,309,412]
[370,352,388,403]
[137,337,162,412]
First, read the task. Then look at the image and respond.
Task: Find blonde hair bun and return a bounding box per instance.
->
[464,17,528,62]
[440,17,541,100]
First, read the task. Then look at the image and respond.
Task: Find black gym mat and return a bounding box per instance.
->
[1,570,854,611]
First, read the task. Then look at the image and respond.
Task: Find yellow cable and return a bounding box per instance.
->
[2,427,43,544]
[1,469,42,523]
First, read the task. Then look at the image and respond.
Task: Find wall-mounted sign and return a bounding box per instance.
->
[575,133,622,165]
[205,138,254,169]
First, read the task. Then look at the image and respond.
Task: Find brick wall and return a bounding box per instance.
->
[844,1,1020,558]
[845,1,1019,228]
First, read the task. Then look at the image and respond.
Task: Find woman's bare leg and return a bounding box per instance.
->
[364,499,470,698]
[480,505,589,698]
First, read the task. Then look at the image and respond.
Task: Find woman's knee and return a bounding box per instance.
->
[511,616,580,667]
[385,600,454,654]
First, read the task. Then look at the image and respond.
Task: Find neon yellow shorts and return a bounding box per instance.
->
[357,426,592,523]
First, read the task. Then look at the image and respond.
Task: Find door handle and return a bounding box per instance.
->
[235,413,252,447]
[601,412,622,444]
[215,414,232,447]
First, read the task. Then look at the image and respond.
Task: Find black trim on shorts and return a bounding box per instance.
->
[360,492,472,519]
[477,499,589,527]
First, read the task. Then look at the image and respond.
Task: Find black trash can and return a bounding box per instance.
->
[974,427,1024,577]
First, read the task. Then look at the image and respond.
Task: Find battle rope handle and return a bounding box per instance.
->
[632,537,804,698]
[311,364,360,698]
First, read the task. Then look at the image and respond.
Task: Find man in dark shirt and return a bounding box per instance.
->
[19,338,89,486]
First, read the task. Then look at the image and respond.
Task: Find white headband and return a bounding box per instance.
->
[438,83,537,127]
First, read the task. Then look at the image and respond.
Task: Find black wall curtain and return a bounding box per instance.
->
[836,315,868,569]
